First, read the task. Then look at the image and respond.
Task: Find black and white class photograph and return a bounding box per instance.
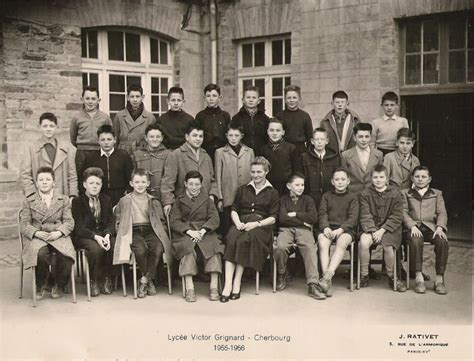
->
[0,0,472,359]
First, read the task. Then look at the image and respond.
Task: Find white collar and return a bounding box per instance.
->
[100,148,115,157]
[39,190,54,207]
[412,185,429,196]
[383,114,397,121]
[314,148,326,158]
[248,180,273,195]
[356,146,370,154]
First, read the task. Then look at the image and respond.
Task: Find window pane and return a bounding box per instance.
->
[242,79,252,89]
[81,32,87,58]
[254,78,265,97]
[272,98,283,115]
[449,20,465,50]
[242,43,252,67]
[285,38,291,64]
[449,51,466,83]
[89,73,99,89]
[272,40,283,65]
[423,20,438,52]
[150,38,159,64]
[254,42,265,67]
[127,76,141,88]
[108,31,124,61]
[284,76,291,86]
[125,33,140,62]
[151,78,159,93]
[161,96,168,112]
[406,54,421,84]
[88,31,98,58]
[423,53,439,84]
[406,22,421,53]
[160,41,168,64]
[161,78,168,93]
[272,77,283,97]
[109,74,125,92]
[110,94,125,111]
[468,18,474,48]
[82,73,88,88]
[468,50,474,81]
[152,96,160,112]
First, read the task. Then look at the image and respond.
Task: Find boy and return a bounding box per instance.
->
[402,166,449,295]
[161,122,218,216]
[302,127,341,208]
[113,168,172,298]
[260,118,301,195]
[274,85,313,155]
[231,85,270,156]
[274,173,324,299]
[170,170,224,302]
[195,83,231,160]
[70,86,112,175]
[358,164,406,292]
[113,85,156,156]
[320,90,361,154]
[133,123,171,200]
[72,167,116,296]
[383,127,420,189]
[20,166,76,299]
[317,167,359,297]
[81,125,134,206]
[371,92,409,155]
[20,112,78,199]
[156,87,194,150]
[341,122,383,194]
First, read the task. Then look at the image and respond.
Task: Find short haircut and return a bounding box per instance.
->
[267,117,285,130]
[332,167,350,179]
[185,170,203,182]
[145,122,165,136]
[412,165,431,177]
[39,112,57,125]
[332,90,348,101]
[284,85,301,97]
[131,168,149,181]
[203,83,221,95]
[127,84,143,95]
[251,156,271,173]
[185,121,203,135]
[82,86,99,97]
[83,167,104,181]
[371,164,388,176]
[97,124,115,138]
[227,121,244,134]
[168,86,184,99]
[287,172,305,184]
[36,166,55,180]
[396,127,416,141]
[381,91,399,104]
[312,127,327,136]
[243,85,260,97]
[353,122,373,134]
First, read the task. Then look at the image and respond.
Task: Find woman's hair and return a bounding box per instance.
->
[250,156,271,173]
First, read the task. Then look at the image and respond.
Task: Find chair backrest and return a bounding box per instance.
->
[17,209,24,252]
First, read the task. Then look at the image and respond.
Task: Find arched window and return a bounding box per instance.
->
[81,28,173,119]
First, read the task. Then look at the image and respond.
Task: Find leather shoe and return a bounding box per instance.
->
[360,275,369,288]
[209,288,219,301]
[102,277,113,295]
[276,272,287,291]
[434,282,447,295]
[51,284,63,299]
[90,281,100,297]
[138,280,147,298]
[36,285,46,300]
[414,281,426,294]
[230,291,241,300]
[185,289,197,302]
[147,280,157,296]
[220,294,230,303]
[318,277,330,294]
[389,277,407,292]
[308,283,326,300]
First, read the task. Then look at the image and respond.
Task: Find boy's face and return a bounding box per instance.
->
[354,130,371,149]
[396,136,415,156]
[242,90,260,109]
[332,97,349,115]
[267,122,285,142]
[285,91,300,110]
[382,100,397,117]
[82,90,100,112]
[287,177,305,196]
[204,90,221,108]
[130,175,150,194]
[168,93,184,112]
[83,175,102,196]
[372,171,388,190]
[127,91,144,109]
[36,172,55,194]
[412,170,431,189]
[226,128,243,147]
[146,129,164,149]
[98,132,116,153]
[184,177,202,197]
[331,171,350,193]
[185,129,204,149]
[39,119,57,139]
[311,131,329,152]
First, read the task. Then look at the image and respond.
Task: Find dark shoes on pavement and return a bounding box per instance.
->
[434,282,448,295]
[51,284,63,299]
[90,281,100,297]
[102,277,113,295]
[308,283,326,300]
[138,279,147,298]
[388,277,407,292]
[414,281,426,294]
[147,280,157,296]
[209,288,219,301]
[185,289,196,302]
[360,275,369,288]
[276,272,287,291]
[36,285,46,300]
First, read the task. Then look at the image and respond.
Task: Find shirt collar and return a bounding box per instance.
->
[314,149,326,159]
[383,114,397,121]
[356,146,370,154]
[41,137,57,147]
[248,180,273,194]
[100,148,115,157]
[412,184,429,196]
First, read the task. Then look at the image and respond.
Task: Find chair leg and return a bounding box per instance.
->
[255,271,259,295]
[132,254,137,300]
[218,274,223,294]
[80,252,85,284]
[32,267,37,308]
[167,262,173,295]
[357,249,360,290]
[114,275,119,291]
[83,253,91,302]
[19,262,24,299]
[349,242,354,292]
[406,244,410,290]
[181,276,186,298]
[393,248,397,291]
[121,265,127,297]
[71,266,77,303]
[75,250,81,278]
[272,258,277,293]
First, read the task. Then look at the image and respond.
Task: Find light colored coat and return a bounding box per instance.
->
[341,146,383,194]
[113,109,156,156]
[20,137,78,197]
[214,144,255,207]
[383,151,420,189]
[113,193,172,265]
[401,188,448,232]
[20,192,76,269]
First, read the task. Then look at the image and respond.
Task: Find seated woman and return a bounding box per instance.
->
[221,157,279,302]
[170,170,224,302]
[71,167,116,296]
[20,166,76,300]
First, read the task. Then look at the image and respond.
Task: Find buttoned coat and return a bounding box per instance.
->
[170,192,224,260]
[113,109,156,156]
[160,144,218,206]
[214,144,255,207]
[20,192,76,269]
[383,151,420,189]
[20,137,78,197]
[341,146,384,194]
[113,193,172,265]
[401,188,448,232]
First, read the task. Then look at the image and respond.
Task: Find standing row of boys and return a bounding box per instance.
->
[19,83,449,303]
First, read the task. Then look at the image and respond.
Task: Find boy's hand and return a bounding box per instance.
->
[372,229,386,243]
[410,226,423,238]
[217,200,223,212]
[47,231,62,242]
[323,227,333,239]
[433,226,447,240]
[287,212,297,218]
[186,230,202,242]
[34,231,50,241]
[102,234,111,250]
[332,228,344,238]
[163,205,172,217]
